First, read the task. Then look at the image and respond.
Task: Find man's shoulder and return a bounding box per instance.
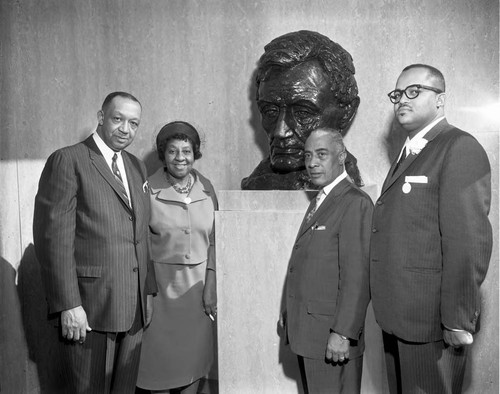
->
[122,148,143,161]
[122,150,147,176]
[48,139,90,160]
[436,122,477,143]
[434,125,488,160]
[340,180,374,206]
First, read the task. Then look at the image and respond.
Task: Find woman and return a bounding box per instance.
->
[137,121,217,394]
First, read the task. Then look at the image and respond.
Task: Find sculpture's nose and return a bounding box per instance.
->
[271,110,292,140]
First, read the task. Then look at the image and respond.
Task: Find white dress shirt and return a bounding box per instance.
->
[93,132,132,204]
[316,170,348,209]
[396,116,445,161]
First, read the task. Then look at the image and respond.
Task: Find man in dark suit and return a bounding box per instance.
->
[370,64,492,393]
[282,127,373,393]
[33,91,157,393]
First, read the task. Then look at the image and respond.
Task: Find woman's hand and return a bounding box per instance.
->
[203,269,217,321]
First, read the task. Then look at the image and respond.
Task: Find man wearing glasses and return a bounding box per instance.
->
[370,64,492,393]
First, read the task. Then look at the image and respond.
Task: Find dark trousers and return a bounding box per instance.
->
[59,302,144,394]
[299,355,363,394]
[382,331,469,394]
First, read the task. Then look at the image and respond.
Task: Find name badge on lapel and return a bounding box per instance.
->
[402,176,428,194]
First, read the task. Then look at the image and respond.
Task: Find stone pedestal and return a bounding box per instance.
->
[215,187,385,393]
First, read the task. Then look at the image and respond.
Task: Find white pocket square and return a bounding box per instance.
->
[312,225,326,231]
[404,176,428,184]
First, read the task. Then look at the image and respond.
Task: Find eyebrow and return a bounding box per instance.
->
[112,110,140,120]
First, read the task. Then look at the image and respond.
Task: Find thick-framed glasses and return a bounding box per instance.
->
[388,84,444,104]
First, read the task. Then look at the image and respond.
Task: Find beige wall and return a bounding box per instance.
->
[0,0,498,392]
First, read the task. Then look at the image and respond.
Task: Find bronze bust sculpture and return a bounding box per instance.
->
[241,30,363,190]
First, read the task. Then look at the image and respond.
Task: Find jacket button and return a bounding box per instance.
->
[185,254,190,259]
[129,216,134,221]
[133,267,138,272]
[376,201,383,206]
[289,267,294,273]
[185,229,191,234]
[294,244,299,250]
[372,228,378,233]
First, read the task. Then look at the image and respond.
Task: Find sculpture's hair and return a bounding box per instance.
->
[402,64,446,92]
[101,91,141,111]
[256,30,359,129]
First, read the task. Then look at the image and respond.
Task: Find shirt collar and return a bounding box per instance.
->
[404,116,445,147]
[399,116,444,159]
[93,132,121,163]
[322,170,348,196]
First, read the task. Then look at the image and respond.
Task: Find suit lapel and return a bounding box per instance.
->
[123,152,146,216]
[381,119,448,195]
[382,153,420,193]
[295,180,350,241]
[296,198,317,238]
[85,137,133,212]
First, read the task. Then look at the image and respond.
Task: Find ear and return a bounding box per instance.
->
[97,110,104,125]
[339,96,360,134]
[436,93,446,108]
[338,150,347,166]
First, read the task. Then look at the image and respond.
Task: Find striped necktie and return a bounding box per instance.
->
[306,189,324,222]
[112,153,130,206]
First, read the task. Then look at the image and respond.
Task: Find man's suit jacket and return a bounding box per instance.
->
[370,119,492,343]
[285,179,373,360]
[33,135,157,332]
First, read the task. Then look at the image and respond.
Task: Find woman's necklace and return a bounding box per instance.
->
[164,170,193,195]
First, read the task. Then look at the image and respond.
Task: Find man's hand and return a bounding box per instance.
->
[145,294,154,328]
[443,329,473,347]
[325,332,350,363]
[278,310,287,331]
[61,305,92,344]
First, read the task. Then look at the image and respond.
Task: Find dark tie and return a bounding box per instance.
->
[112,153,130,206]
[392,146,407,175]
[306,189,324,222]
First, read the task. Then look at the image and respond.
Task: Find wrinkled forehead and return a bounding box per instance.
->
[258,61,332,103]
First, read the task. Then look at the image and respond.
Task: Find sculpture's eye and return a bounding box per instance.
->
[259,105,279,119]
[294,109,314,125]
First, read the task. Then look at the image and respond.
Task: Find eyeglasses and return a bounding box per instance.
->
[388,84,444,104]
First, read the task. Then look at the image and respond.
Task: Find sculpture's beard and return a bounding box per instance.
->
[270,151,304,173]
[269,137,305,173]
